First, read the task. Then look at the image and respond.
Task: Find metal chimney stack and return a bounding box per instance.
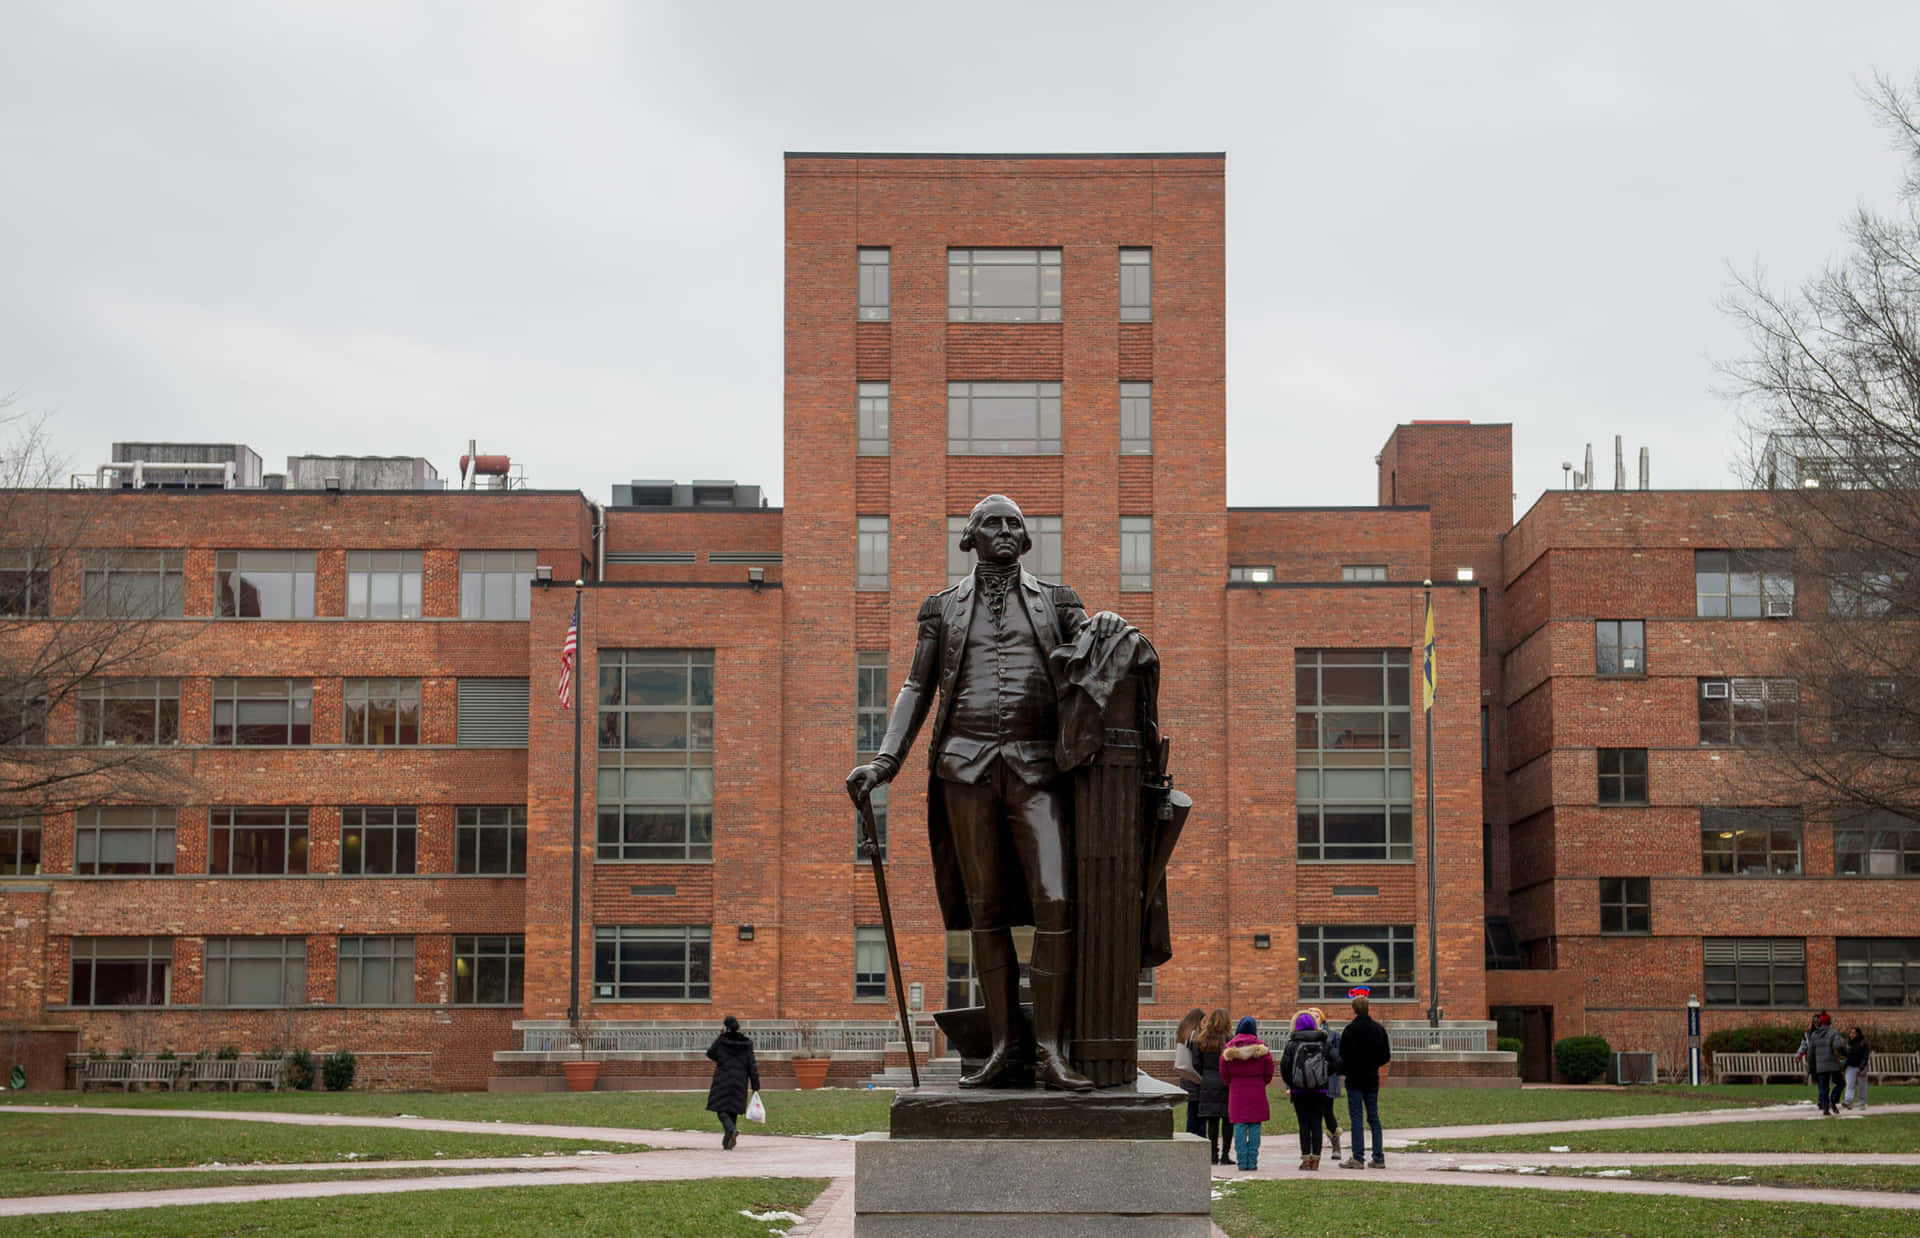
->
[1614,435,1626,490]
[1639,446,1650,490]
[1583,444,1594,490]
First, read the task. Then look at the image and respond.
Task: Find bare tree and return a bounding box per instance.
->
[1724,74,1920,837]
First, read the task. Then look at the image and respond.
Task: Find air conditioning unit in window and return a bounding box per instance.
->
[1702,682,1730,699]
[1765,598,1795,618]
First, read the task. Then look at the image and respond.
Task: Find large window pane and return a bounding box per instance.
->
[948,248,1062,322]
[70,937,172,1006]
[216,551,316,619]
[593,925,711,1000]
[947,382,1063,454]
[1297,650,1415,862]
[346,551,424,620]
[1298,924,1416,1000]
[458,550,535,620]
[204,937,306,1007]
[73,807,175,876]
[597,650,715,862]
[452,935,524,1004]
[456,806,527,875]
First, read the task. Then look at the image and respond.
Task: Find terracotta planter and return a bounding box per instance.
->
[791,1057,831,1090]
[561,1060,601,1092]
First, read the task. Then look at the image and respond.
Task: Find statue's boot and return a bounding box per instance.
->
[1031,928,1094,1092]
[958,929,1022,1089]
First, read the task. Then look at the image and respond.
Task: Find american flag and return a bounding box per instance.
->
[557,595,580,709]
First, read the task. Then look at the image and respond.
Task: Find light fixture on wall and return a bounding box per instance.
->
[747,566,765,590]
[738,924,756,942]
[1252,934,1271,950]
[535,565,554,582]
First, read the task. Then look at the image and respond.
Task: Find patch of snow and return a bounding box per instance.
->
[396,1114,422,1119]
[1730,1175,1752,1182]
[739,1210,805,1223]
[339,1152,365,1161]
[1592,1169,1632,1178]
[1548,1146,1571,1152]
[1456,1163,1536,1173]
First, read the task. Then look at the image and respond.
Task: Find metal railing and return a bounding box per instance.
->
[518,1022,895,1054]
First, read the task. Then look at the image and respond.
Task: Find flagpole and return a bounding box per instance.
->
[568,583,584,1031]
[1423,583,1440,1032]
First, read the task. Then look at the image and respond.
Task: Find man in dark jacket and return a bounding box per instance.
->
[706,1015,760,1150]
[1798,1011,1847,1115]
[1336,990,1392,1168]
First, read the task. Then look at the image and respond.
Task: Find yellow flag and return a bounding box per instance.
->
[1422,595,1436,712]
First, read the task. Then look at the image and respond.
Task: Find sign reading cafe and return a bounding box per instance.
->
[1334,944,1380,984]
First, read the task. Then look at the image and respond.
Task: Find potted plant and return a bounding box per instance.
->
[791,1021,830,1090]
[560,1022,600,1092]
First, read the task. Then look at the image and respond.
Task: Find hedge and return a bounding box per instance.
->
[1554,1035,1611,1084]
[1705,1023,1920,1057]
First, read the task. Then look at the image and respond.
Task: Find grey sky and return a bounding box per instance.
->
[4,2,1916,513]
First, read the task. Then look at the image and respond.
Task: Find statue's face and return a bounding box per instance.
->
[972,502,1026,567]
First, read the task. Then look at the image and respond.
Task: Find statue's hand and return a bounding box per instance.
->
[846,761,893,806]
[1090,610,1128,639]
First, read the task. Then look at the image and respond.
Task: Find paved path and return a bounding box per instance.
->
[4,1101,1918,1233]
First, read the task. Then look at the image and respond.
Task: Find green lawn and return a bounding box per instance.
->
[1416,1112,1920,1154]
[1212,1179,1909,1237]
[0,1178,829,1237]
[1535,1164,1920,1194]
[3,1167,533,1200]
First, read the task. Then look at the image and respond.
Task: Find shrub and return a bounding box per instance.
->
[215,1044,241,1060]
[285,1048,316,1091]
[1497,1037,1524,1075]
[322,1050,357,1092]
[1702,1025,1804,1056]
[1554,1035,1611,1084]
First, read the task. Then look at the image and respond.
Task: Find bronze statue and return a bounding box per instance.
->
[847,494,1184,1093]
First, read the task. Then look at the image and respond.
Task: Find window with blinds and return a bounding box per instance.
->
[457,679,529,748]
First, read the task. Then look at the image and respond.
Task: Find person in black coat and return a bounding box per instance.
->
[705,1015,760,1150]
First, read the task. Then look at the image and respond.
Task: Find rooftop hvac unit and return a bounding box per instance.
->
[1765,597,1795,618]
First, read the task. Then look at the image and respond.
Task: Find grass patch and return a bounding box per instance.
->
[0,1177,828,1236]
[3,1167,533,1200]
[1535,1163,1920,1194]
[0,1112,644,1173]
[1416,1112,1920,1154]
[1213,1178,1905,1237]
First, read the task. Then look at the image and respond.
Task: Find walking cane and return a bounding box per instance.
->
[857,792,920,1089]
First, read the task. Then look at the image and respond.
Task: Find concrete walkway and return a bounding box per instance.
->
[3,1101,1918,1234]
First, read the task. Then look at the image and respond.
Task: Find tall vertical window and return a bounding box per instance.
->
[947,382,1062,455]
[856,652,890,861]
[459,550,535,620]
[82,550,184,618]
[1704,937,1805,1007]
[947,515,1063,585]
[1597,748,1648,804]
[596,649,714,863]
[1836,938,1920,1006]
[1119,382,1152,454]
[593,925,711,1001]
[1695,550,1794,617]
[0,552,51,617]
[341,807,418,875]
[209,807,310,876]
[1595,620,1646,675]
[211,679,313,745]
[1119,247,1152,320]
[947,248,1062,322]
[216,551,316,619]
[1835,810,1920,876]
[1701,807,1803,875]
[1120,517,1153,592]
[204,937,307,1007]
[857,382,890,456]
[1698,678,1798,747]
[1296,650,1414,862]
[1598,877,1651,934]
[77,678,180,745]
[338,936,415,1006]
[452,934,524,1004]
[74,807,175,875]
[70,938,172,1006]
[857,517,890,590]
[855,926,888,1000]
[344,678,421,745]
[346,551,424,620]
[1298,924,1415,1000]
[858,248,891,321]
[455,806,527,875]
[1,815,42,877]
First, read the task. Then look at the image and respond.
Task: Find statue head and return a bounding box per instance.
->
[958,493,1032,562]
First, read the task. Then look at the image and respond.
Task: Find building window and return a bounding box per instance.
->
[1229,566,1275,583]
[1298,924,1416,1001]
[1836,938,1920,1007]
[1701,807,1802,875]
[857,517,890,590]
[1120,517,1153,592]
[1699,677,1798,747]
[0,552,51,617]
[1120,382,1152,454]
[2,687,47,747]
[1595,620,1645,675]
[1138,967,1155,1004]
[211,678,313,746]
[1596,748,1648,805]
[596,649,714,863]
[1828,559,1903,618]
[456,678,530,748]
[1695,550,1794,618]
[855,926,888,1000]
[1598,877,1651,934]
[74,807,175,876]
[455,806,526,875]
[593,926,710,1001]
[946,927,1035,1010]
[946,514,1064,585]
[344,678,421,745]
[1827,677,1914,748]
[1296,649,1414,862]
[209,807,310,876]
[338,936,415,1006]
[458,550,535,620]
[341,807,418,875]
[1341,565,1388,583]
[947,382,1062,455]
[1836,809,1920,876]
[856,652,890,862]
[1704,937,1805,1007]
[77,678,180,745]
[346,551,424,620]
[858,382,890,456]
[69,937,171,1007]
[858,247,890,321]
[947,248,1062,322]
[216,550,316,619]
[1119,247,1151,321]
[452,934,524,1004]
[1,814,42,877]
[81,550,184,618]
[204,937,307,1007]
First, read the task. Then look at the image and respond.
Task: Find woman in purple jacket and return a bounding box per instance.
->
[1219,1015,1274,1171]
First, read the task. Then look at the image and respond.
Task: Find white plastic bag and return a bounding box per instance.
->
[744,1091,766,1123]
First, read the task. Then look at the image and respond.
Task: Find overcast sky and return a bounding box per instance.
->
[4,2,1917,514]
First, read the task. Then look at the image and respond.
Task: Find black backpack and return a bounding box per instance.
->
[1290,1039,1329,1090]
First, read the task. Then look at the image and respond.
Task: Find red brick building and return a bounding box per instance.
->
[4,154,1910,1090]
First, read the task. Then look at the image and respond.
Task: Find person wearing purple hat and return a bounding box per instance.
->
[1279,1010,1334,1170]
[1220,1015,1274,1170]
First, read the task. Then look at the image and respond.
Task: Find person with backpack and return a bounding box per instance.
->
[1278,1010,1334,1170]
[1220,1015,1274,1171]
[1336,989,1392,1169]
[1190,1008,1233,1164]
[1307,1006,1342,1162]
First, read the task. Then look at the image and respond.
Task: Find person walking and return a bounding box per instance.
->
[1278,1011,1333,1170]
[705,1015,760,1150]
[1220,1016,1274,1171]
[1307,1006,1342,1162]
[1336,989,1392,1169]
[1797,1011,1846,1115]
[1173,1007,1208,1140]
[1842,1025,1871,1112]
[1190,1008,1233,1165]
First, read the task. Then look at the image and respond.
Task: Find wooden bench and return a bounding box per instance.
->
[188,1059,284,1091]
[1711,1051,1805,1083]
[1867,1051,1920,1082]
[77,1059,180,1092]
